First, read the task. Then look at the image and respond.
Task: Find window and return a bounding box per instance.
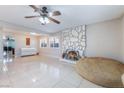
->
[49,37,59,48]
[40,38,47,48]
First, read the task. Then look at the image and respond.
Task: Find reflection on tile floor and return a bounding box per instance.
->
[0,55,102,88]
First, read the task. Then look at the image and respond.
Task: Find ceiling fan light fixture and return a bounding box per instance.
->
[49,12,53,17]
[39,17,50,25]
[26,5,61,25]
[44,17,50,24]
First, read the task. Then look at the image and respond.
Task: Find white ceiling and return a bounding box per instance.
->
[0,5,124,33]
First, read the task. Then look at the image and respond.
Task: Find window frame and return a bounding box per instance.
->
[40,38,47,48]
[49,36,60,49]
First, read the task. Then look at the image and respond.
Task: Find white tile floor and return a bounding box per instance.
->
[0,55,102,88]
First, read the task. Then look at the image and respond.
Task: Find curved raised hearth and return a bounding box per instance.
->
[76,57,124,88]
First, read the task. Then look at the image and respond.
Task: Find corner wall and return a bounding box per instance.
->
[86,19,123,62]
[39,18,123,62]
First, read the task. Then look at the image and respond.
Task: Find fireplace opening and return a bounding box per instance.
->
[62,50,81,61]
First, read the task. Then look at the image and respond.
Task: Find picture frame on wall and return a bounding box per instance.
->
[26,38,30,46]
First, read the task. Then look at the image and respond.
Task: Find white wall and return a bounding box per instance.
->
[40,48,60,58]
[121,16,124,63]
[1,30,39,57]
[14,34,39,57]
[39,19,123,62]
[0,31,3,59]
[86,19,123,62]
[39,34,61,58]
[0,20,40,58]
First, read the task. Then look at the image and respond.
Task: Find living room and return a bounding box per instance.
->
[0,5,124,88]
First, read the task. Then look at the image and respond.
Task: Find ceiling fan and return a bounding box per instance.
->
[24,5,61,25]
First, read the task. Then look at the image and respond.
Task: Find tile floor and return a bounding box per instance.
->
[0,55,102,88]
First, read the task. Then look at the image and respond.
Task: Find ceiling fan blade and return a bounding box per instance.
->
[25,15,40,18]
[52,11,61,16]
[47,17,60,24]
[29,5,39,11]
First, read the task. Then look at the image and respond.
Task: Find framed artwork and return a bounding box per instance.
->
[26,38,30,46]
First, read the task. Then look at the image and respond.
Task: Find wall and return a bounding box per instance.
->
[39,19,123,62]
[40,47,60,58]
[14,34,39,57]
[121,16,124,63]
[61,25,86,56]
[1,30,39,57]
[39,26,86,58]
[86,19,123,62]
[0,29,3,60]
[39,34,61,58]
[0,20,41,58]
[60,19,123,62]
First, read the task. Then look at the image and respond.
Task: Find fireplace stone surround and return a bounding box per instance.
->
[62,49,81,61]
[60,25,86,63]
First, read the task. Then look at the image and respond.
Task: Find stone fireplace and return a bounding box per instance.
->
[62,49,81,61]
[61,25,86,63]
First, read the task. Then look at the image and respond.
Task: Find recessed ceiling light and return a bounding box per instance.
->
[49,12,52,17]
[30,32,37,35]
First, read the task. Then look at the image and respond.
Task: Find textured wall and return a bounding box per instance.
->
[61,25,86,56]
